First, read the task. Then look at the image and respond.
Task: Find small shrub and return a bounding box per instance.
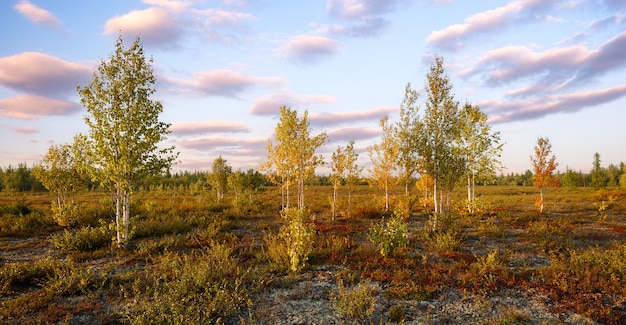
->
[127,242,250,324]
[0,257,62,294]
[387,304,406,323]
[477,216,505,238]
[330,278,378,321]
[429,229,463,252]
[50,223,111,252]
[50,203,86,228]
[262,230,290,274]
[281,207,316,273]
[368,210,408,257]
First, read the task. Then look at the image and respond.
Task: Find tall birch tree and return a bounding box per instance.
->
[417,56,462,231]
[368,116,398,212]
[394,83,421,215]
[77,36,178,247]
[264,106,326,209]
[458,103,502,214]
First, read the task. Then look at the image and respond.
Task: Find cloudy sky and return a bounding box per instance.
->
[1,0,625,175]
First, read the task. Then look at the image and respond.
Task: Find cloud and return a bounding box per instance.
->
[464,31,626,96]
[326,127,381,142]
[483,84,626,124]
[0,52,91,96]
[0,94,82,120]
[14,0,62,29]
[13,127,38,134]
[324,0,409,38]
[170,121,249,135]
[427,0,558,51]
[326,0,405,20]
[248,93,337,116]
[277,35,342,63]
[104,7,182,49]
[173,136,267,154]
[308,106,397,127]
[191,8,256,28]
[170,70,283,98]
[142,0,193,12]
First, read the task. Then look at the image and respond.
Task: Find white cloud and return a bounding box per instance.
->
[104,7,182,49]
[14,0,62,29]
[277,35,342,63]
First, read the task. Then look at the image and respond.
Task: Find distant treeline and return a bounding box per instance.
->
[2,161,625,193]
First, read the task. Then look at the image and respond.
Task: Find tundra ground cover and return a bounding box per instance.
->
[1,185,625,324]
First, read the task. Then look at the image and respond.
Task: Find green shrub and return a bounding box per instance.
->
[0,257,61,294]
[429,229,463,252]
[368,210,408,257]
[330,278,378,321]
[0,209,56,237]
[262,230,290,274]
[282,207,316,273]
[127,242,250,324]
[50,223,111,252]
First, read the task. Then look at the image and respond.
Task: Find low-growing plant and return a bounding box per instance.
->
[368,209,408,257]
[50,223,111,252]
[330,278,378,322]
[0,209,56,237]
[127,242,251,324]
[0,256,62,294]
[429,228,463,252]
[281,207,316,273]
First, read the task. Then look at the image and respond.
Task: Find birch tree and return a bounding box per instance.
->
[530,137,559,214]
[264,106,327,209]
[210,155,231,201]
[458,103,502,214]
[344,140,361,218]
[368,116,398,212]
[417,56,462,231]
[394,83,421,215]
[330,144,348,220]
[32,137,88,227]
[77,36,178,247]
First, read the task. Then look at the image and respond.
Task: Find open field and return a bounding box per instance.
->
[1,185,625,324]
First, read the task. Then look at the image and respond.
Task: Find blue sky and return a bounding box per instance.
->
[1,0,625,175]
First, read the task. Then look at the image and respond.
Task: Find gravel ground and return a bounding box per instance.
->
[251,265,598,325]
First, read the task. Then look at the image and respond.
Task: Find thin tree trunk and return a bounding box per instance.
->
[332,182,337,221]
[123,192,130,247]
[115,188,122,247]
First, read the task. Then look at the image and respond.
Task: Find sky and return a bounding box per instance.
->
[1,0,625,176]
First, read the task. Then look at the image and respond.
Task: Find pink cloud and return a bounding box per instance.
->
[0,94,82,120]
[277,35,342,63]
[482,84,626,124]
[173,136,266,153]
[326,127,381,143]
[14,0,62,29]
[142,0,192,12]
[427,0,558,51]
[0,52,91,96]
[170,121,249,135]
[104,7,182,49]
[326,0,405,20]
[13,127,38,134]
[171,70,283,97]
[191,8,256,27]
[465,31,626,95]
[308,106,397,127]
[248,93,337,116]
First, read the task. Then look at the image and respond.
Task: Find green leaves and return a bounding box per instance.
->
[77,36,178,247]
